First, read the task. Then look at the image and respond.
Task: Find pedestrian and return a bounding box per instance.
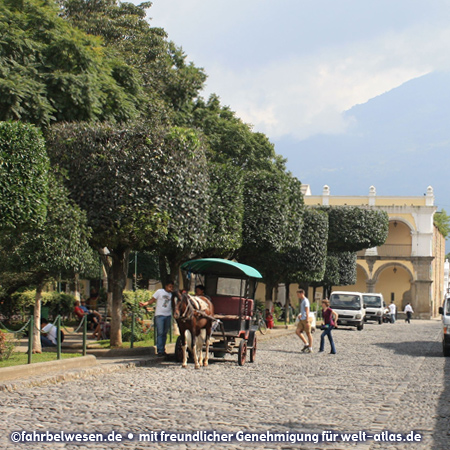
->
[40,318,57,348]
[319,299,338,354]
[139,280,175,356]
[404,302,414,323]
[295,289,313,353]
[389,300,396,323]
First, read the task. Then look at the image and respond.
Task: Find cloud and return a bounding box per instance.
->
[140,1,450,141]
[199,21,450,141]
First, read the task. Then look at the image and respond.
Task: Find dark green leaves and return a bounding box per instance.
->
[0,121,49,230]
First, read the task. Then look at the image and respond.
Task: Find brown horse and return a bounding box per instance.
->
[173,291,215,369]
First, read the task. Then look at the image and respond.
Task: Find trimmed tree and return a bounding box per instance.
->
[0,172,93,352]
[0,121,49,230]
[46,122,209,346]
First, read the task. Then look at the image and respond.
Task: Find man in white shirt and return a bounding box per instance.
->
[404,303,414,323]
[388,301,396,323]
[295,289,313,353]
[140,280,174,356]
[40,318,57,347]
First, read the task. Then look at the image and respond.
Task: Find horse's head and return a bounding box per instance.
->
[173,290,188,320]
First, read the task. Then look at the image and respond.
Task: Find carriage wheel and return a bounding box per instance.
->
[250,336,257,363]
[175,336,183,363]
[238,340,247,366]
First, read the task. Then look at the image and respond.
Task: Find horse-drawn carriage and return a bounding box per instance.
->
[175,258,262,366]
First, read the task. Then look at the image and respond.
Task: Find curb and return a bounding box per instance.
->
[0,355,97,383]
[0,356,154,393]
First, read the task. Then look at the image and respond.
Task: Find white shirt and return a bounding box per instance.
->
[43,323,57,344]
[154,288,173,316]
[389,303,396,314]
[300,297,310,320]
[404,304,414,313]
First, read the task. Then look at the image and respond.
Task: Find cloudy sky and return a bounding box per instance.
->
[128,0,450,200]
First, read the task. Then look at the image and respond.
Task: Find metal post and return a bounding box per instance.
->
[28,316,33,364]
[82,316,87,356]
[134,252,138,291]
[56,316,62,360]
[130,312,135,348]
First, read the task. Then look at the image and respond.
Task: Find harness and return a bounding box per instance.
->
[177,294,217,322]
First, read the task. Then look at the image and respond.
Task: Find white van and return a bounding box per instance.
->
[329,291,366,331]
[362,293,385,324]
[438,296,450,357]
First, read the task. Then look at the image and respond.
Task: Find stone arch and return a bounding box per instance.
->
[356,262,369,281]
[372,262,414,284]
[388,216,415,232]
[372,262,414,309]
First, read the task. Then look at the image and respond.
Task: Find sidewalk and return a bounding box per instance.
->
[0,325,297,392]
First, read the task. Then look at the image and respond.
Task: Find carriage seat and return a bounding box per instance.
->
[211,296,254,320]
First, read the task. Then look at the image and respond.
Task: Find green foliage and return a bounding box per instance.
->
[0,122,49,230]
[337,251,357,286]
[318,206,389,252]
[191,95,282,171]
[0,330,15,361]
[240,170,290,255]
[1,170,94,281]
[0,0,141,127]
[60,0,205,124]
[321,253,340,288]
[123,289,154,316]
[293,207,329,283]
[46,122,171,251]
[201,162,244,257]
[7,290,76,319]
[434,209,450,238]
[44,292,77,318]
[157,126,210,256]
[121,322,146,343]
[127,252,160,288]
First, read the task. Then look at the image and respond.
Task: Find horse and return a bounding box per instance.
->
[173,291,215,369]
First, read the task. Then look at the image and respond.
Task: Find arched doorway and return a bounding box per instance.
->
[373,263,413,310]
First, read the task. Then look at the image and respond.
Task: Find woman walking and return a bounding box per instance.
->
[319,299,338,354]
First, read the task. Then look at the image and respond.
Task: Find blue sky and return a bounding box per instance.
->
[129,1,450,202]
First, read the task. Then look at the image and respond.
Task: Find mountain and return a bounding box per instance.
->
[278,71,450,212]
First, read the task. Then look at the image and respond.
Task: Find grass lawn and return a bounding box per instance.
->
[92,334,178,349]
[0,352,82,369]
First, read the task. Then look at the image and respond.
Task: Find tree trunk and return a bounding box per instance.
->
[285,282,290,324]
[32,283,44,353]
[265,281,275,311]
[108,248,130,347]
[158,254,168,285]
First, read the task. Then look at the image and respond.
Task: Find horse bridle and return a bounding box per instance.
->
[176,293,195,322]
[175,293,217,322]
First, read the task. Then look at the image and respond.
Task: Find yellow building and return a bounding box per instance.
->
[303,185,445,319]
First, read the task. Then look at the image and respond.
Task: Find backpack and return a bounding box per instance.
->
[59,329,65,343]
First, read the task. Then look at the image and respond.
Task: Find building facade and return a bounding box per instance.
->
[303,185,445,319]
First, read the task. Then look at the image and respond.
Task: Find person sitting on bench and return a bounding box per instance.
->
[74,300,103,340]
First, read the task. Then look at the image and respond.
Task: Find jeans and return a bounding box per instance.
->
[390,313,396,323]
[320,325,336,354]
[406,312,412,323]
[40,336,56,347]
[155,315,172,354]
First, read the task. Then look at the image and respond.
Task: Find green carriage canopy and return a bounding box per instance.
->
[180,258,262,279]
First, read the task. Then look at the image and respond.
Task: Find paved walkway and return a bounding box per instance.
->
[0,320,448,450]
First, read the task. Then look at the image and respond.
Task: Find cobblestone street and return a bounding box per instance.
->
[1,320,449,449]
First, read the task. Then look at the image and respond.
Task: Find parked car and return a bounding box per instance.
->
[329,291,366,330]
[439,296,450,357]
[362,293,385,324]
